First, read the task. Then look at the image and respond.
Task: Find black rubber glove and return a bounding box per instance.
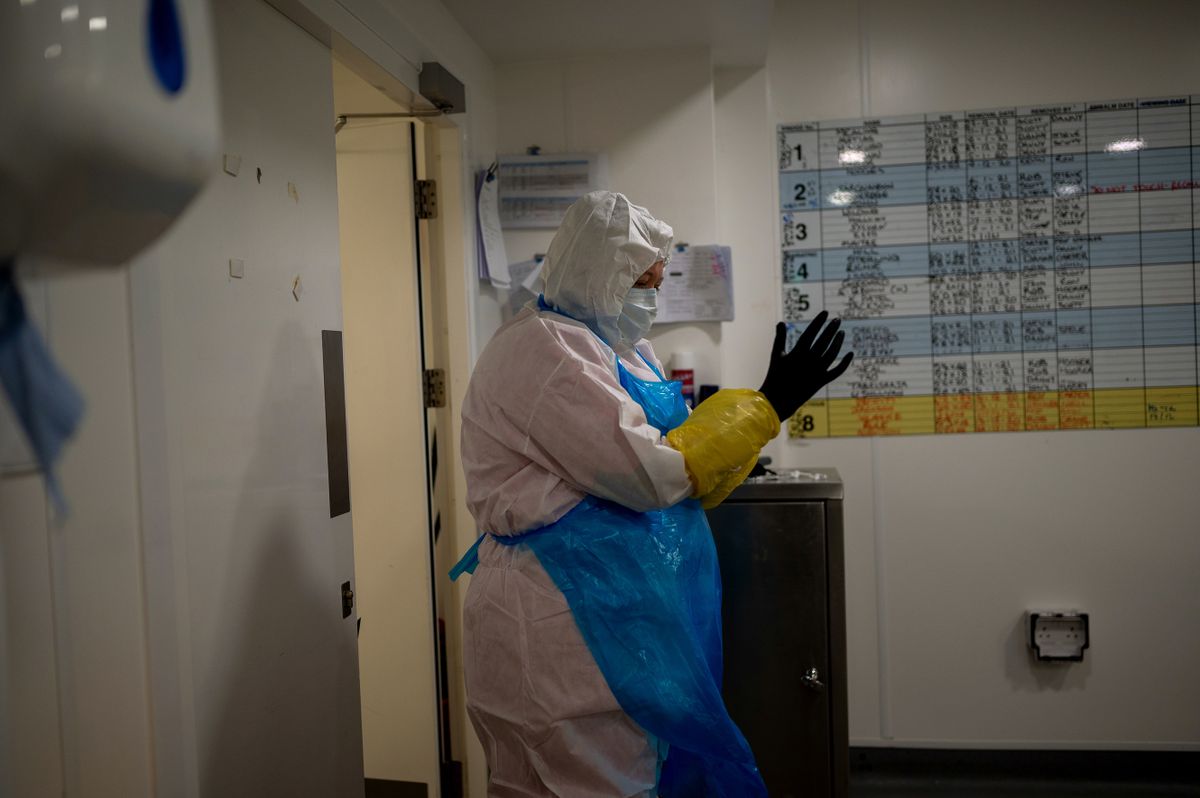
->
[758,311,854,421]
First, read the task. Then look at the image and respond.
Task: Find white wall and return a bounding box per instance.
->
[490,0,1200,750]
[765,0,1200,749]
[492,49,724,381]
[1,266,154,797]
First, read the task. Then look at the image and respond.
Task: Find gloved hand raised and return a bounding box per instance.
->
[758,312,854,421]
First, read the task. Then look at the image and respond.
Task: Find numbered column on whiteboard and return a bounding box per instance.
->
[780,206,827,348]
[781,247,830,435]
[779,124,825,323]
[780,124,830,436]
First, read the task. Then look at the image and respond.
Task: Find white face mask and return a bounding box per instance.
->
[617,287,658,344]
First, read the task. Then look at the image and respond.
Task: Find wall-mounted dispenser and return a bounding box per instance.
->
[1,0,220,265]
[1,0,219,509]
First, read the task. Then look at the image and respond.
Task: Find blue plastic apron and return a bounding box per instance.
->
[452,299,766,797]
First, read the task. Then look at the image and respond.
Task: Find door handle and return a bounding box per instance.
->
[802,667,825,692]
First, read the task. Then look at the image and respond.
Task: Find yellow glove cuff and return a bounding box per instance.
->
[666,389,780,509]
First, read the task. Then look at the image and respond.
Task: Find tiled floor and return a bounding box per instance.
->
[850,749,1200,798]
[364,778,427,797]
[852,776,1200,797]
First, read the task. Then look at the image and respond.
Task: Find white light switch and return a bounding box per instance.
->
[229,258,244,278]
[223,154,242,177]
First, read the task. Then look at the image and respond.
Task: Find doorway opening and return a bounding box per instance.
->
[333,57,459,797]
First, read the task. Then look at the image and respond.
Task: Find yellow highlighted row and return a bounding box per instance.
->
[787,388,1200,438]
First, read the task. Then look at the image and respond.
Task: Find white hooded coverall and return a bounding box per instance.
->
[460,191,693,796]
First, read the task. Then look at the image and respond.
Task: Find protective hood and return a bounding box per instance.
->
[540,190,673,344]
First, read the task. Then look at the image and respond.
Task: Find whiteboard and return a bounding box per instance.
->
[778,95,1200,438]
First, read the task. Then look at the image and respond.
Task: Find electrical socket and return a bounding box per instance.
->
[1028,611,1089,662]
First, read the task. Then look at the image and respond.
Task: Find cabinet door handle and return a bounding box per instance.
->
[802,667,825,692]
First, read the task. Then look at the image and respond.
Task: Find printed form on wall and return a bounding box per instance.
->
[657,245,735,324]
[778,95,1200,439]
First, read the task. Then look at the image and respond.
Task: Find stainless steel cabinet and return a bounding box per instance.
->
[707,469,848,798]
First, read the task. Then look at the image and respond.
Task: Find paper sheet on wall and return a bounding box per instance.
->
[513,255,546,293]
[656,245,735,323]
[503,255,546,318]
[474,170,488,280]
[497,154,606,228]
[476,168,510,287]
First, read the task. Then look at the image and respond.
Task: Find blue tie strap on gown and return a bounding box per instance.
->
[0,264,85,514]
[452,299,767,797]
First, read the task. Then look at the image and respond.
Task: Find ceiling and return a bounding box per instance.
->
[439,0,773,66]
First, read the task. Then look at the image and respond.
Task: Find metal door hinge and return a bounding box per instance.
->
[341,581,354,619]
[424,368,446,408]
[415,179,438,219]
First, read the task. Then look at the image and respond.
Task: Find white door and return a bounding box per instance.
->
[335,61,442,792]
[130,1,365,795]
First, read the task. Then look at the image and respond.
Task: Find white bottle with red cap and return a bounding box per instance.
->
[669,351,696,409]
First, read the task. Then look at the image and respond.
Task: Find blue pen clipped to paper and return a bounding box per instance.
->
[0,262,85,514]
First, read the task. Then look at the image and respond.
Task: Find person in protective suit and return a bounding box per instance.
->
[451,190,852,797]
